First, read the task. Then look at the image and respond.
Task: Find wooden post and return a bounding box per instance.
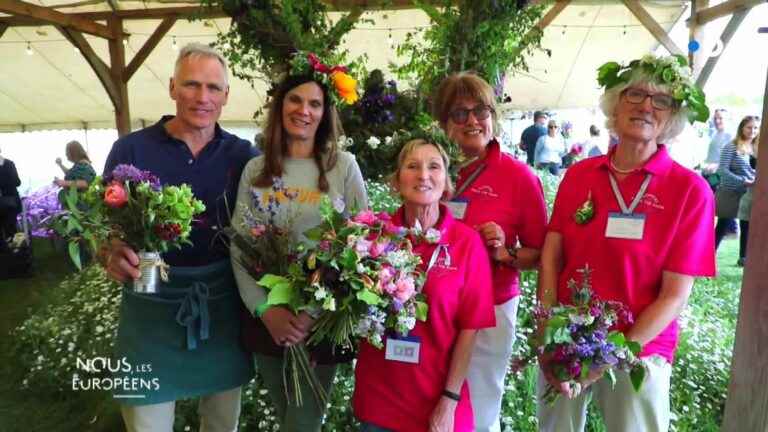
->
[108,17,130,137]
[689,0,710,78]
[0,23,7,39]
[623,0,685,56]
[721,58,768,432]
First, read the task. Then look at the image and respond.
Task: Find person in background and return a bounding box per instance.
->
[702,109,736,234]
[54,140,97,204]
[353,138,495,432]
[560,121,579,168]
[231,53,367,432]
[537,54,715,432]
[101,42,256,432]
[0,147,22,240]
[714,115,758,254]
[534,120,567,175]
[432,72,548,432]
[735,132,759,267]
[586,125,606,157]
[520,110,548,167]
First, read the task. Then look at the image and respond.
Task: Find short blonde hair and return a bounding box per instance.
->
[390,139,454,200]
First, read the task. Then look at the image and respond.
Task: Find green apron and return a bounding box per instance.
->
[113,260,254,405]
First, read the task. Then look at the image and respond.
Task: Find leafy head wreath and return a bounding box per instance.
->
[597,54,710,124]
[287,51,359,107]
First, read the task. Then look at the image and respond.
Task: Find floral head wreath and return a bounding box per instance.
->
[287,51,359,107]
[597,54,710,124]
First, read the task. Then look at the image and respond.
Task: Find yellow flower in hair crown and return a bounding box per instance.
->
[289,51,359,106]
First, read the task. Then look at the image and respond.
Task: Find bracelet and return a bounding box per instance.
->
[442,389,461,401]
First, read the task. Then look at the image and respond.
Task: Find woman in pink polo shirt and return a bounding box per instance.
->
[432,72,548,431]
[537,55,716,432]
[353,138,496,431]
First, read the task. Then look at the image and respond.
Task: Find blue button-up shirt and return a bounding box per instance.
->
[104,116,259,266]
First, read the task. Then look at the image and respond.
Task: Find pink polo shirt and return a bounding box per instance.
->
[353,205,496,432]
[548,145,716,363]
[455,139,548,304]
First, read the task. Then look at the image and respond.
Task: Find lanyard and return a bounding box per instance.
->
[454,163,486,197]
[608,172,652,215]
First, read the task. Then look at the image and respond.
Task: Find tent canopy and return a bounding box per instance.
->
[0,0,700,132]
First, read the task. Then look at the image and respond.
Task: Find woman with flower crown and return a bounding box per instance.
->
[352,136,496,432]
[537,54,716,431]
[230,52,367,431]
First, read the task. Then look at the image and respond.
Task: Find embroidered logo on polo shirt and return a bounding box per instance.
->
[640,194,665,211]
[470,185,499,198]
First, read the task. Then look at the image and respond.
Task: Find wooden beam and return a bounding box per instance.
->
[0,6,226,26]
[696,8,749,88]
[125,16,177,81]
[691,0,765,26]
[0,23,7,39]
[106,0,119,12]
[108,17,130,137]
[689,0,710,77]
[0,0,114,39]
[721,58,768,432]
[509,0,571,59]
[56,25,121,108]
[622,0,684,56]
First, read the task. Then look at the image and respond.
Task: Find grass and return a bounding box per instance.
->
[0,239,123,432]
[0,236,748,431]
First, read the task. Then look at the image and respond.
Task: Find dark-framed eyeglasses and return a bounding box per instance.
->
[622,88,676,111]
[548,125,559,129]
[449,105,494,124]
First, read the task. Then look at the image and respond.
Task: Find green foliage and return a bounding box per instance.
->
[392,0,546,98]
[204,0,364,86]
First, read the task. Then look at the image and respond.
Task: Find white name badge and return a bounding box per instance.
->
[446,199,469,220]
[385,335,421,364]
[605,212,646,240]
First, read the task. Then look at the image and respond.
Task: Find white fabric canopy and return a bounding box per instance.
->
[0,1,688,132]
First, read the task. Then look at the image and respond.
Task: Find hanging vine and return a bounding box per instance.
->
[201,0,366,85]
[393,0,547,99]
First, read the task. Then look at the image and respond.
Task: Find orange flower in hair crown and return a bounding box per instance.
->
[289,51,359,106]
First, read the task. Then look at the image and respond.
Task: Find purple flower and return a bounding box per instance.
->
[109,164,161,189]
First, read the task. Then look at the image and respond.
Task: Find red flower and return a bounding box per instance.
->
[154,223,182,241]
[104,182,128,208]
[307,53,330,74]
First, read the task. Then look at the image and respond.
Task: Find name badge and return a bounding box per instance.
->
[605,212,646,240]
[446,198,469,220]
[385,335,421,364]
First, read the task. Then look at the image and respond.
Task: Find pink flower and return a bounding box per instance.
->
[352,210,376,226]
[376,212,391,222]
[355,238,372,257]
[104,182,128,208]
[250,224,266,237]
[383,281,397,295]
[369,239,390,258]
[378,266,395,286]
[393,277,415,302]
[384,221,407,236]
[318,240,331,252]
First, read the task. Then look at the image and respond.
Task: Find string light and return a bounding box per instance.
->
[623,26,627,36]
[562,26,567,36]
[26,42,33,56]
[172,36,178,50]
[388,30,394,48]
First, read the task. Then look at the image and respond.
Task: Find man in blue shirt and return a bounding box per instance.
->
[101,43,257,431]
[520,110,549,166]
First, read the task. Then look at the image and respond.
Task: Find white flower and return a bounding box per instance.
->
[384,136,393,146]
[424,228,441,244]
[314,287,328,301]
[366,136,381,149]
[323,296,336,311]
[332,196,346,213]
[94,325,104,334]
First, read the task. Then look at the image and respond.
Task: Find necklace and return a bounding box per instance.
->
[609,155,640,174]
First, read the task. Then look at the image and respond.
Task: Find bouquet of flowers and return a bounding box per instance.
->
[19,184,63,238]
[53,164,205,279]
[252,196,429,405]
[515,265,646,403]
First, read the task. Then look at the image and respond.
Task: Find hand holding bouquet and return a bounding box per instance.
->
[515,265,646,403]
[53,164,205,280]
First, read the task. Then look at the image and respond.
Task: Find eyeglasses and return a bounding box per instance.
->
[548,125,558,129]
[449,105,494,124]
[622,88,676,111]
